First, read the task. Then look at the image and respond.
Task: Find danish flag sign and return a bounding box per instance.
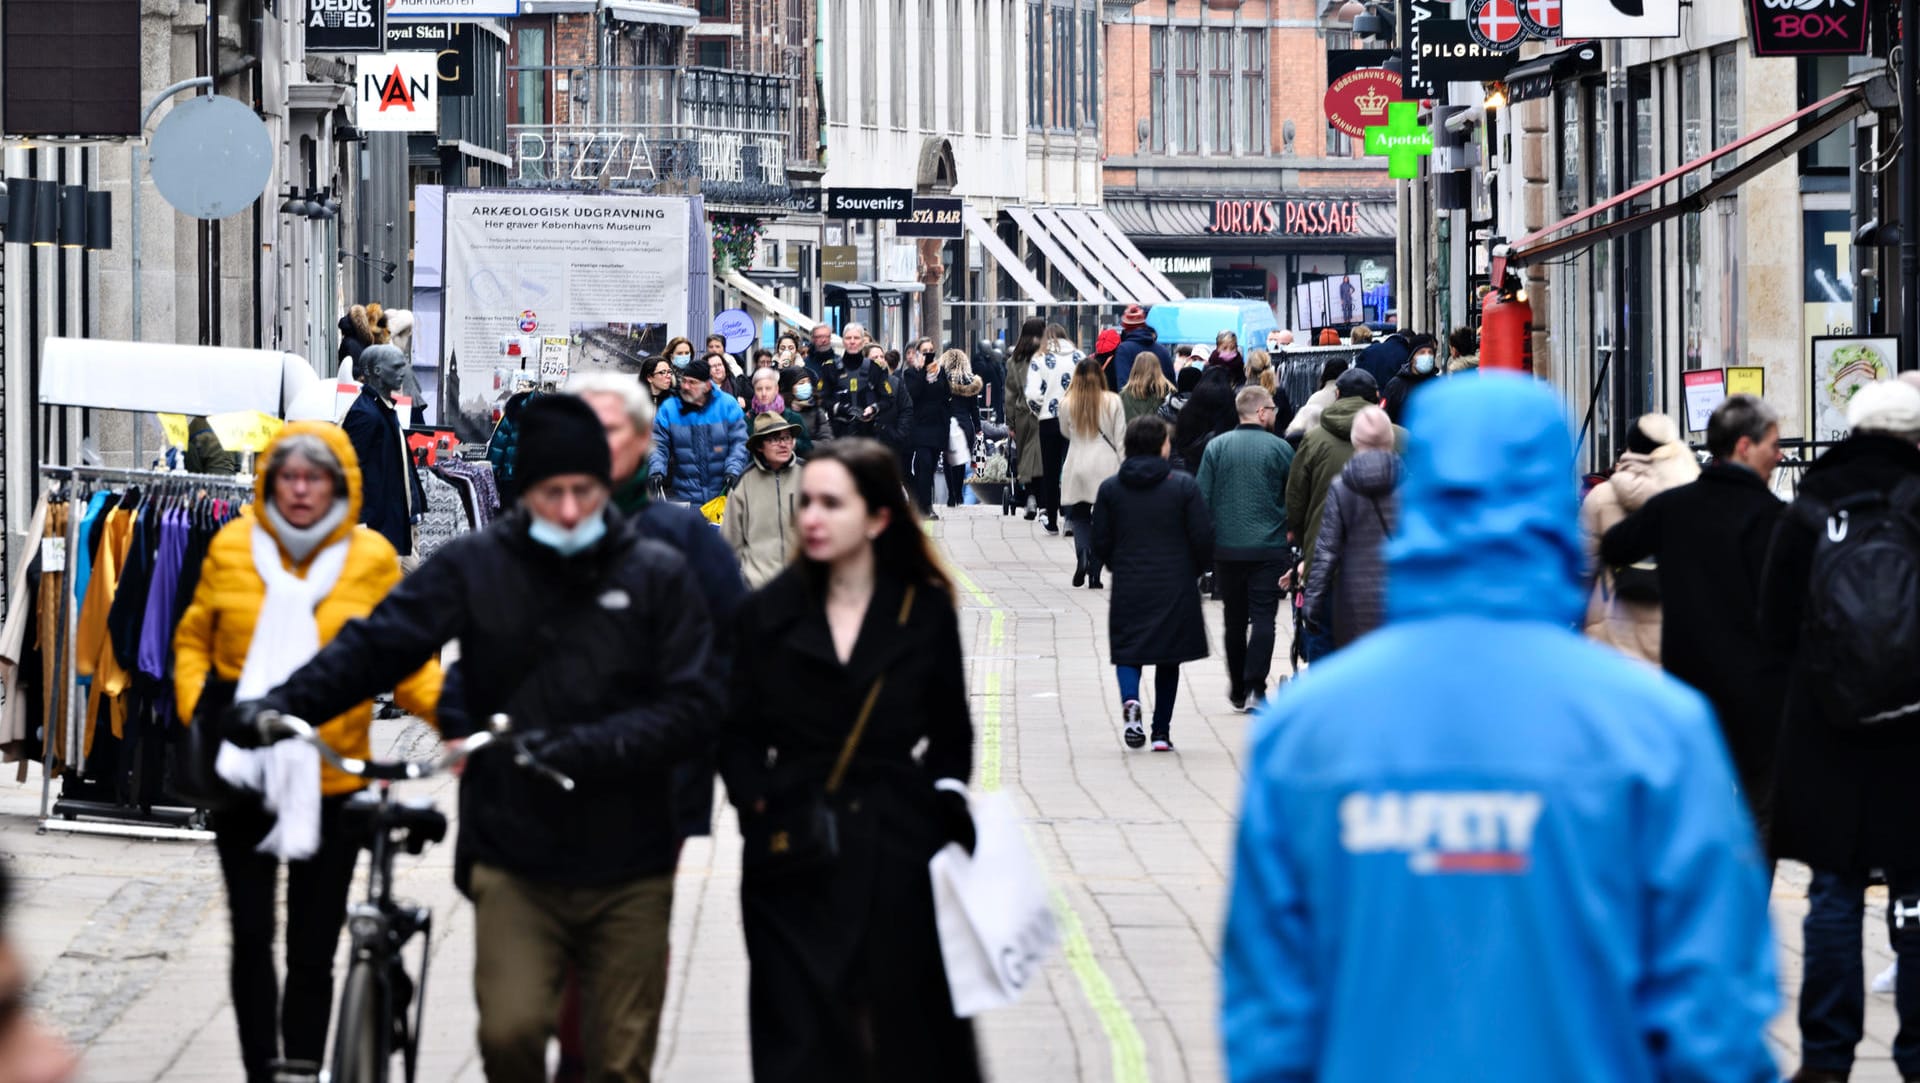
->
[1467,0,1525,51]
[1518,0,1561,38]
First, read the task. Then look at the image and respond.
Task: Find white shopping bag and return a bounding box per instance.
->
[929,791,1061,1017]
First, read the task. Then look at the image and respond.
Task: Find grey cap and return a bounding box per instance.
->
[1335,367,1379,401]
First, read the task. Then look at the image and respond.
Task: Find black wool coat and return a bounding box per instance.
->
[1601,462,1788,812]
[720,568,980,1083]
[1761,434,1920,872]
[1092,456,1216,667]
[904,365,955,449]
[341,388,427,556]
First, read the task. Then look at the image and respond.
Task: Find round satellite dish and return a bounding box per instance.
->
[148,95,274,221]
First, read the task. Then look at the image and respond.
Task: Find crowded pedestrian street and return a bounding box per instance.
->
[0,506,1898,1082]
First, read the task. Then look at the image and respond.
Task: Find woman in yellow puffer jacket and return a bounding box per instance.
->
[174,422,440,1083]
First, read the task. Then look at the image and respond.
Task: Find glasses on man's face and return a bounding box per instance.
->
[765,433,797,444]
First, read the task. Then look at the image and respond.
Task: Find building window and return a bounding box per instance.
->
[1800,55,1850,171]
[1173,27,1199,153]
[949,0,963,130]
[890,0,906,127]
[1084,9,1099,131]
[860,0,876,125]
[698,0,728,15]
[1589,78,1610,202]
[514,27,546,126]
[1028,3,1044,129]
[1148,26,1166,152]
[1628,67,1653,189]
[829,0,847,122]
[1557,88,1580,215]
[1712,50,1738,177]
[698,40,728,68]
[1207,29,1231,153]
[921,0,936,129]
[1005,0,1018,133]
[979,4,993,134]
[1240,29,1266,153]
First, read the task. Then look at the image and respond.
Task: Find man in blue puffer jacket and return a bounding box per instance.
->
[1223,374,1777,1083]
[649,362,749,504]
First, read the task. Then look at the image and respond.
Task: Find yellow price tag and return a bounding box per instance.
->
[157,414,193,450]
[1726,366,1764,398]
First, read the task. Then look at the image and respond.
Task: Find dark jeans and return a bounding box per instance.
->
[1217,559,1286,699]
[1116,664,1181,734]
[1037,418,1067,523]
[214,794,360,1083]
[1067,503,1099,576]
[910,445,943,514]
[1802,867,1920,1077]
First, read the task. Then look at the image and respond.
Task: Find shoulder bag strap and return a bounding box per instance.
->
[824,584,917,795]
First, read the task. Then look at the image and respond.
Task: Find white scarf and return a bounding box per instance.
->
[215,524,351,861]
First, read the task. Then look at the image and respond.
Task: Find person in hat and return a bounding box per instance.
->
[651,348,751,505]
[1113,305,1174,387]
[1093,327,1123,392]
[236,393,720,1083]
[722,413,806,589]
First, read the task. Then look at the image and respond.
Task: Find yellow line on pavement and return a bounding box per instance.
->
[944,543,1150,1083]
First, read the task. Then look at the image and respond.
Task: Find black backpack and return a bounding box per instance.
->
[1792,476,1920,729]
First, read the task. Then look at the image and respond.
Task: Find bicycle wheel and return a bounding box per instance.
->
[330,962,386,1083]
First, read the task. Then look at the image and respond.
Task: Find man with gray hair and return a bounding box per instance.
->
[1197,384,1295,713]
[1601,393,1788,827]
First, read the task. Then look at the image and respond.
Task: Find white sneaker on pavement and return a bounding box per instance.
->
[1874,961,1898,994]
[1122,701,1146,749]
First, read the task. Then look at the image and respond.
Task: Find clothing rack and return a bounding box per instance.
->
[36,463,256,842]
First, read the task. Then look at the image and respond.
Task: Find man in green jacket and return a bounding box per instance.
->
[1198,386,1295,712]
[1286,368,1407,661]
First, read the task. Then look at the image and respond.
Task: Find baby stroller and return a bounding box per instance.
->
[1282,543,1308,676]
[974,420,1021,516]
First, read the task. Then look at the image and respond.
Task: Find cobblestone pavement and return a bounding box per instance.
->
[0,506,1900,1080]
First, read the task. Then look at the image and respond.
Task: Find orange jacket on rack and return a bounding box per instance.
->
[173,422,441,795]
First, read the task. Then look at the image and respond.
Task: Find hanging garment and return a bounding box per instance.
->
[0,493,51,754]
[35,501,71,765]
[75,505,134,755]
[137,509,189,684]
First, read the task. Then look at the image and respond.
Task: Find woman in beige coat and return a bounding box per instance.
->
[1061,356,1127,588]
[1580,414,1700,662]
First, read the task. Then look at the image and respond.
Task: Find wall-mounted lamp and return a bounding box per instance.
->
[279,186,339,221]
[86,191,113,251]
[1484,82,1509,111]
[58,185,86,249]
[31,180,57,247]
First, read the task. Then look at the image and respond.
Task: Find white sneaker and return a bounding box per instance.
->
[1122,701,1146,749]
[1874,961,1898,994]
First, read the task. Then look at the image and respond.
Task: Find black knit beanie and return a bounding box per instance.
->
[1626,417,1662,456]
[514,394,612,493]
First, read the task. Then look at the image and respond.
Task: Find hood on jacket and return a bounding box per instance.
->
[1341,449,1400,498]
[948,371,984,397]
[1118,455,1173,489]
[1121,325,1159,346]
[347,304,376,346]
[253,421,366,561]
[1386,374,1583,626]
[1319,395,1368,441]
[1608,442,1700,514]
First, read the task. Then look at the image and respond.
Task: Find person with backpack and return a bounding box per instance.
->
[1600,394,1788,828]
[1759,379,1920,1083]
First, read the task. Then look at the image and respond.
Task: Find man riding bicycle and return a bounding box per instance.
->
[233,395,720,1082]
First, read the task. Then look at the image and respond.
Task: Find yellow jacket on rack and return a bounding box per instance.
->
[173,422,442,796]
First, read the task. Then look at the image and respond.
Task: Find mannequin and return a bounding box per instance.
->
[341,344,426,557]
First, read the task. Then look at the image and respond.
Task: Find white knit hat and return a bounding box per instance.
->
[1847,379,1920,435]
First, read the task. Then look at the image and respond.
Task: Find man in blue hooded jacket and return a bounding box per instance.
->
[1223,374,1778,1083]
[649,361,749,504]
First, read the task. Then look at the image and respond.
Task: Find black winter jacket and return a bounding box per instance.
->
[1092,456,1215,666]
[1601,462,1788,812]
[341,388,426,556]
[904,365,955,449]
[266,508,720,888]
[1762,434,1920,870]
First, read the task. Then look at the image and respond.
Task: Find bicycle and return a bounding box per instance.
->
[245,711,575,1083]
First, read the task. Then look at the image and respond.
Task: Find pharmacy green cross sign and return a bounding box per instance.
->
[1364,102,1434,179]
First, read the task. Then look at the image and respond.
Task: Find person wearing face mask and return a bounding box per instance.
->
[664,336,699,374]
[781,365,833,445]
[1384,335,1441,425]
[750,367,815,457]
[241,394,721,1083]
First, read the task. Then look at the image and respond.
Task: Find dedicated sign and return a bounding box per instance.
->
[1325,69,1402,140]
[355,52,439,132]
[1746,0,1871,57]
[306,0,385,52]
[826,188,914,219]
[895,196,964,238]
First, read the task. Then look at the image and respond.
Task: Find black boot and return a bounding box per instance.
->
[1089,565,1103,589]
[1072,552,1087,588]
[946,466,967,507]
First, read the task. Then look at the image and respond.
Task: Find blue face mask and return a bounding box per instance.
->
[528,507,607,557]
[1413,352,1437,375]
[795,382,814,402]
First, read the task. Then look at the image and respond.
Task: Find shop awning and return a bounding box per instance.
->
[1498,80,1883,279]
[1003,206,1110,303]
[722,269,816,333]
[1084,208,1184,300]
[962,204,1058,305]
[740,266,800,287]
[1506,43,1602,104]
[1040,208,1174,305]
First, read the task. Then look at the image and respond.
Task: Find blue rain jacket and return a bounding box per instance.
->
[649,387,750,505]
[1222,374,1778,1083]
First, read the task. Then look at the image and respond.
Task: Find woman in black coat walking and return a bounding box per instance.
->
[1172,366,1238,474]
[902,340,956,517]
[721,438,980,1083]
[1092,415,1215,751]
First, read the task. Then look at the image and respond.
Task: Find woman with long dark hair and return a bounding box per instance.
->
[721,439,980,1083]
[1004,316,1048,522]
[1059,356,1125,588]
[641,355,677,407]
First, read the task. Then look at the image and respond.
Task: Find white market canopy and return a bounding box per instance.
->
[40,337,319,418]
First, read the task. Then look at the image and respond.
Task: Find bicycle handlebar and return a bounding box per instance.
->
[253,712,575,792]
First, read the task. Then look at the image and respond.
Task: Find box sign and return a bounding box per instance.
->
[386,0,520,16]
[895,196,963,238]
[306,0,385,52]
[826,188,914,219]
[1325,69,1402,140]
[385,22,476,97]
[1206,199,1366,236]
[1747,0,1870,56]
[355,52,439,132]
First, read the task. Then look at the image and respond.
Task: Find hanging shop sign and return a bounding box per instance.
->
[786,188,823,214]
[305,0,385,52]
[1682,369,1727,433]
[1205,199,1366,236]
[384,22,475,97]
[1324,69,1403,140]
[1364,102,1435,180]
[1562,0,1679,39]
[822,245,859,281]
[895,196,964,238]
[1746,0,1871,57]
[1403,0,1523,97]
[386,0,520,17]
[1328,48,1397,81]
[354,52,439,132]
[1517,0,1562,39]
[1466,0,1526,52]
[826,188,913,219]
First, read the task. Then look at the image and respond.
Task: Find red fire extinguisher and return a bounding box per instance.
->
[1481,288,1533,372]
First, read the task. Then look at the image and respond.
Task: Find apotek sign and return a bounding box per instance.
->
[1746,0,1870,56]
[1206,199,1365,236]
[306,0,384,52]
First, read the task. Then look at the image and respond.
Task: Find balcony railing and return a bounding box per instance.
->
[507,66,795,206]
